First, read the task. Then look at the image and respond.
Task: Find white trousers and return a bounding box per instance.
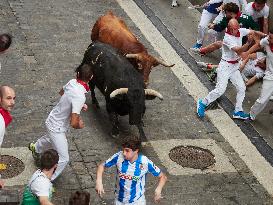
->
[204,61,246,112]
[35,129,69,181]
[250,79,273,118]
[197,10,217,44]
[115,195,146,205]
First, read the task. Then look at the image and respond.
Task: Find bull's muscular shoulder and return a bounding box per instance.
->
[91,12,145,54]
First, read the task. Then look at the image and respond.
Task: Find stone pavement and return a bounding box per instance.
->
[1,0,273,204]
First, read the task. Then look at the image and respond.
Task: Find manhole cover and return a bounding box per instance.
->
[169,145,216,170]
[0,155,25,179]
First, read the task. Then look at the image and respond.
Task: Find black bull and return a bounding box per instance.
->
[77,41,163,140]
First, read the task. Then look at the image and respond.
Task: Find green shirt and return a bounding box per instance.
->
[213,14,259,32]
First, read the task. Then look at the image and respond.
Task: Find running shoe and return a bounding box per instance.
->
[232,111,250,120]
[248,113,255,121]
[196,62,214,71]
[28,142,41,167]
[197,99,206,118]
[171,0,178,7]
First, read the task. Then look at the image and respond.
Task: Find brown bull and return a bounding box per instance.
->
[91,11,174,86]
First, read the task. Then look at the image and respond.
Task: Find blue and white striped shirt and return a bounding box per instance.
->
[104,151,161,204]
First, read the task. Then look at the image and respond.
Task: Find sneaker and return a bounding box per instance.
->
[196,61,207,68]
[28,142,41,167]
[197,99,206,118]
[192,43,202,49]
[248,113,255,121]
[196,62,214,72]
[171,0,178,7]
[232,111,250,120]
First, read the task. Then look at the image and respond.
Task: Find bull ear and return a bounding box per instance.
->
[144,89,163,100]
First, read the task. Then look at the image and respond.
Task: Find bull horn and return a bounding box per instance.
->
[154,56,175,67]
[110,88,128,98]
[144,89,163,100]
[125,53,141,60]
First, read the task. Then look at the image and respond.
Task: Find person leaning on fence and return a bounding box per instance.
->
[21,149,59,205]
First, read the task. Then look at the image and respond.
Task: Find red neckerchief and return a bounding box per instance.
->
[252,2,256,10]
[76,79,90,92]
[236,11,241,19]
[0,108,12,127]
[270,43,273,53]
[226,29,240,37]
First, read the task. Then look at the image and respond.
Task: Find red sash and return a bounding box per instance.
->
[226,29,240,37]
[76,79,90,92]
[252,2,256,10]
[0,108,12,127]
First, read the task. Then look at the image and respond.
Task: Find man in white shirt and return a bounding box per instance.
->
[0,85,15,188]
[249,29,273,120]
[244,0,269,33]
[197,19,263,119]
[29,64,93,181]
[21,149,59,205]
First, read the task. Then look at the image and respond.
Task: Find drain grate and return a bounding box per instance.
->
[169,145,216,170]
[0,155,25,179]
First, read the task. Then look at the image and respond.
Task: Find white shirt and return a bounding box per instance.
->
[104,151,161,204]
[260,37,273,80]
[244,2,269,22]
[0,114,5,146]
[28,170,52,198]
[242,52,266,79]
[222,28,250,61]
[45,79,87,132]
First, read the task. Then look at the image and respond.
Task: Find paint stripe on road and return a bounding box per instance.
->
[116,0,273,196]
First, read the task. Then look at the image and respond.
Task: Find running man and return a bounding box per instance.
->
[96,137,167,204]
[29,64,93,181]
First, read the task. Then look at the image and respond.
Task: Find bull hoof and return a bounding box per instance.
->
[111,126,119,137]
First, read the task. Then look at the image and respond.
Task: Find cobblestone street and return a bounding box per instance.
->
[1,0,273,204]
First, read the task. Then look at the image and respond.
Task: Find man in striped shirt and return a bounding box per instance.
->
[96,138,167,204]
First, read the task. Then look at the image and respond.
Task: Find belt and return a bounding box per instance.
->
[222,59,239,64]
